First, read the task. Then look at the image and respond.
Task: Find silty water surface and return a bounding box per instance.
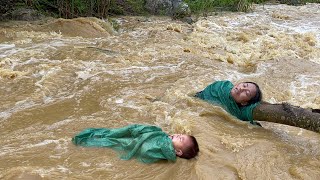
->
[0,3,319,180]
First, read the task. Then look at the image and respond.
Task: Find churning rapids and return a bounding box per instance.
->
[0,3,320,180]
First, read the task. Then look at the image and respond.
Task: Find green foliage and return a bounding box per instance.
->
[0,0,15,15]
[127,0,146,14]
[279,0,320,5]
[108,18,120,31]
[19,0,147,18]
[184,0,268,13]
[109,1,126,15]
[10,0,319,20]
[108,0,147,15]
[305,0,320,2]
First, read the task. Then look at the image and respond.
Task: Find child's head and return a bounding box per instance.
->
[170,134,199,159]
[230,82,262,106]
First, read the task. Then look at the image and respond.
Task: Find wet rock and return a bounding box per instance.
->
[145,0,172,15]
[172,0,191,19]
[145,0,190,18]
[279,0,306,5]
[6,8,44,21]
[181,16,194,24]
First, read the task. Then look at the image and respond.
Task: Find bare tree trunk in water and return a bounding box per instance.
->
[253,102,320,133]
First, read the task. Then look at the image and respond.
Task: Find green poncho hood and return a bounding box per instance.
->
[72,124,176,163]
[197,80,259,123]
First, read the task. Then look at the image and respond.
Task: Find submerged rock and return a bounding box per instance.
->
[280,0,306,5]
[5,8,44,21]
[145,0,190,18]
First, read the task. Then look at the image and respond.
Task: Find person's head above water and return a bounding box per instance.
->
[230,82,262,106]
[169,134,199,159]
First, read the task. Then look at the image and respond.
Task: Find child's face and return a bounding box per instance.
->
[169,134,193,155]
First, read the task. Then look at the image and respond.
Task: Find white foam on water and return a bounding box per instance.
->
[26,139,60,148]
[115,99,124,104]
[0,99,37,120]
[0,137,70,157]
[42,95,54,104]
[56,165,71,174]
[289,74,320,108]
[119,61,185,75]
[49,40,66,47]
[0,43,15,50]
[45,119,73,130]
[22,57,59,66]
[33,168,54,177]
[266,4,320,48]
[223,65,267,81]
[34,67,62,88]
[0,46,20,58]
[117,100,144,111]
[272,21,320,47]
[96,162,113,169]
[0,111,11,119]
[75,71,96,80]
[34,165,71,177]
[81,162,91,167]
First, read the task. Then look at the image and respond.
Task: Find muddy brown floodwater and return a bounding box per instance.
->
[0,3,320,180]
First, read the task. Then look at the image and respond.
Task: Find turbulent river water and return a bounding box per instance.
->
[1,3,320,180]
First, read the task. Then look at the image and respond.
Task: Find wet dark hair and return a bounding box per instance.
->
[179,136,199,159]
[245,82,262,105]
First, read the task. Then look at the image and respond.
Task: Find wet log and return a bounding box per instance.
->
[253,102,320,133]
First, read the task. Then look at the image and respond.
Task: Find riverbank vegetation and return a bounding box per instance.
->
[185,0,263,13]
[1,0,319,20]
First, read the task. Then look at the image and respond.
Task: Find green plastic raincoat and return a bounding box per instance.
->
[72,124,176,163]
[196,80,259,123]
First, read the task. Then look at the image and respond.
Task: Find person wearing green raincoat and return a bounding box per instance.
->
[195,80,262,124]
[72,124,199,163]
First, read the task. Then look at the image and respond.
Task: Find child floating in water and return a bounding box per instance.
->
[72,124,199,163]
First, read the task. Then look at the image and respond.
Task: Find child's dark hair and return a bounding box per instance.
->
[245,82,262,105]
[179,136,199,159]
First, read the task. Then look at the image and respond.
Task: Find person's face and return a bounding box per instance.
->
[230,82,257,106]
[169,134,192,156]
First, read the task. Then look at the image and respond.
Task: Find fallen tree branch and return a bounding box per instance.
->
[253,102,320,133]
